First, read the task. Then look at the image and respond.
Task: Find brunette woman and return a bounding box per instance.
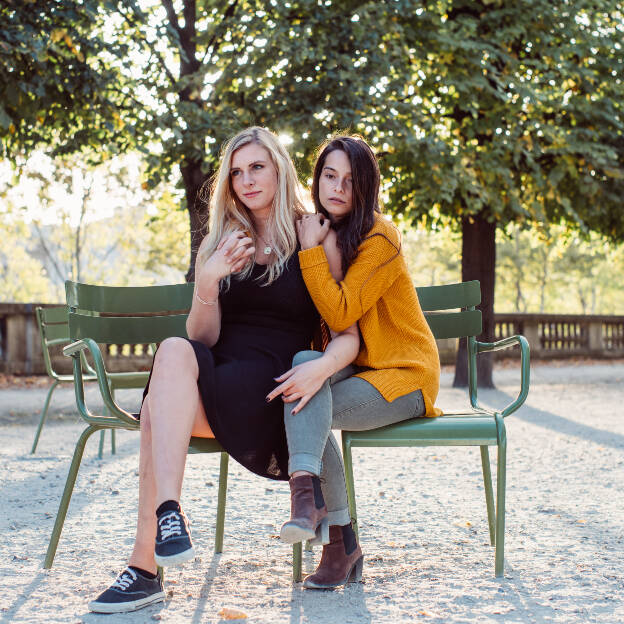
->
[269,135,442,589]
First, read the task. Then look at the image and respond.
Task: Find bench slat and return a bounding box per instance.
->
[424,309,482,339]
[69,312,189,344]
[66,282,194,313]
[416,281,481,311]
[344,415,499,447]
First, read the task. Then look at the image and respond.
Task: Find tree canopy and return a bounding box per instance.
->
[2,0,623,383]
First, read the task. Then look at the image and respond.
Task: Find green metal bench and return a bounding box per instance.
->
[341,280,530,577]
[44,281,305,581]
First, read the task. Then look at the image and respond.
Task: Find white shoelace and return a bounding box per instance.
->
[158,511,182,540]
[111,568,137,591]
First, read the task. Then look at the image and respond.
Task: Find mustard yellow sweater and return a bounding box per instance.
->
[299,214,442,417]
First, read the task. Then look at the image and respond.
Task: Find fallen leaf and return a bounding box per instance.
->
[453,519,472,528]
[218,607,248,620]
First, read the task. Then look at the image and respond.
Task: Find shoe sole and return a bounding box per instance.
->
[89,591,165,613]
[281,517,329,545]
[154,545,196,567]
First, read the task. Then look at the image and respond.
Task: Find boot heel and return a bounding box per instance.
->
[308,517,330,547]
[348,555,364,583]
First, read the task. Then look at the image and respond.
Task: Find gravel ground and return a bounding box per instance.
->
[0,362,623,623]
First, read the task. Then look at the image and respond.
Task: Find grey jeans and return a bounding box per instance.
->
[284,350,426,526]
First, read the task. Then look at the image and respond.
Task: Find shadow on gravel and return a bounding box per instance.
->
[191,553,222,624]
[0,432,139,571]
[288,579,372,624]
[479,388,624,450]
[0,571,47,624]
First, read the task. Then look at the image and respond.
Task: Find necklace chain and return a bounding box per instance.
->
[256,231,273,256]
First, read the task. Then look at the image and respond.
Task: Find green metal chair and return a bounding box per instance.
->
[31,305,115,457]
[341,280,530,578]
[44,281,305,582]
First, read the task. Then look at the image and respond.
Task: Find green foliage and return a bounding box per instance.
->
[385,1,624,241]
[2,0,623,281]
[0,0,137,159]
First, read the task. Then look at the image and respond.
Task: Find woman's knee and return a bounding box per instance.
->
[153,337,198,376]
[292,349,323,367]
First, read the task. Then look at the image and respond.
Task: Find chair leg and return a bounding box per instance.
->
[31,380,59,454]
[97,430,105,459]
[292,543,302,582]
[480,445,496,546]
[341,434,359,540]
[214,452,229,554]
[495,418,507,578]
[44,425,100,568]
[110,389,116,455]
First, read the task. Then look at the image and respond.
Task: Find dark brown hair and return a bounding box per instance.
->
[311,135,382,273]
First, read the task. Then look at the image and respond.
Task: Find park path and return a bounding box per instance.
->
[0,363,623,623]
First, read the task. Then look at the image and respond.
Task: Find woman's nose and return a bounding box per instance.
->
[243,170,254,186]
[334,178,344,193]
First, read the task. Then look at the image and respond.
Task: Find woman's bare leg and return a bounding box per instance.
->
[147,337,213,506]
[128,400,159,573]
[128,338,213,573]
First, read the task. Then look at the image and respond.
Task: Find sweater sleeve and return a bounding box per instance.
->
[299,231,402,333]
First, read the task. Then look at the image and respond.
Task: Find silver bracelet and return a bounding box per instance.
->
[195,292,218,306]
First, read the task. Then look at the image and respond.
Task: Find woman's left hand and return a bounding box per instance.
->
[266,357,330,414]
[297,214,331,250]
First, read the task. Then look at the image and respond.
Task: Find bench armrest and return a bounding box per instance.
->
[63,339,139,428]
[475,335,530,418]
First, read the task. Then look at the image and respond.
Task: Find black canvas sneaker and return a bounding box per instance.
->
[88,567,165,613]
[154,507,195,566]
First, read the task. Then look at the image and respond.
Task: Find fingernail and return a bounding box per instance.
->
[266,396,271,402]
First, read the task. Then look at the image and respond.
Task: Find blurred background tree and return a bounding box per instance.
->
[1,0,622,385]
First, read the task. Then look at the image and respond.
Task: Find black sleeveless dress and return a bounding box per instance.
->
[185,253,318,481]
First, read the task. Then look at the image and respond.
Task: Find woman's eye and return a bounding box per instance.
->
[231,170,240,177]
[253,164,264,170]
[325,173,334,180]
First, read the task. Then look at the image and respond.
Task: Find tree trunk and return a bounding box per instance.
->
[181,159,210,282]
[453,210,496,388]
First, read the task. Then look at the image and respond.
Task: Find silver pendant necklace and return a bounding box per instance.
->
[257,232,273,255]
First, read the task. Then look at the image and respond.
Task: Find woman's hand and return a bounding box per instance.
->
[266,357,332,415]
[198,231,255,284]
[297,214,331,250]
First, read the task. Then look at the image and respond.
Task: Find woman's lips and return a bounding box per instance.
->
[329,197,345,204]
[244,191,261,198]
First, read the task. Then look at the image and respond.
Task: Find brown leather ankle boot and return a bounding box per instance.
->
[280,475,329,544]
[303,524,363,589]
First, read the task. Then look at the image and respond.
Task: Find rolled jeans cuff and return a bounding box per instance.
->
[327,508,351,527]
[288,452,322,477]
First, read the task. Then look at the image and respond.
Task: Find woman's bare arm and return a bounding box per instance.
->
[186,237,222,347]
[186,231,255,347]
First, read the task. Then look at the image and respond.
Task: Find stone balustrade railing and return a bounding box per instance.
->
[1,303,623,375]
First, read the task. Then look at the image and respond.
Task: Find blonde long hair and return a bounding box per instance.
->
[197,127,306,287]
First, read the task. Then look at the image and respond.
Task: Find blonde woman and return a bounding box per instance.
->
[89,127,359,613]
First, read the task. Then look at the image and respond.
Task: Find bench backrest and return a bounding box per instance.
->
[64,279,481,344]
[65,281,194,344]
[36,306,70,343]
[416,280,482,339]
